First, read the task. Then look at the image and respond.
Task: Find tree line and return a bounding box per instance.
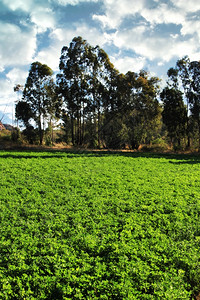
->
[15,36,200,150]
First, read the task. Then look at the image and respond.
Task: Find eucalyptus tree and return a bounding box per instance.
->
[83,44,105,147]
[87,45,120,147]
[124,70,161,149]
[188,60,200,148]
[58,36,162,149]
[167,56,200,148]
[102,72,129,149]
[57,36,90,145]
[43,79,62,144]
[167,58,189,145]
[16,61,54,144]
[57,36,119,147]
[14,84,24,127]
[15,100,33,128]
[160,87,187,147]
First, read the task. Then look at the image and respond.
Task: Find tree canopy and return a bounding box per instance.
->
[16,61,55,144]
[15,37,200,150]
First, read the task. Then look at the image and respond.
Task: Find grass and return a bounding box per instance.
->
[0,150,200,299]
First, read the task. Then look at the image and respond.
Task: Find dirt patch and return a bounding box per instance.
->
[0,141,199,155]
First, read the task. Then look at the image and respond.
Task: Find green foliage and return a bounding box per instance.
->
[11,128,21,142]
[167,56,200,149]
[57,36,120,147]
[161,87,187,148]
[14,41,200,150]
[18,61,55,145]
[22,126,39,144]
[103,115,129,149]
[57,37,162,149]
[15,101,33,127]
[124,71,162,149]
[0,151,200,299]
[0,130,11,142]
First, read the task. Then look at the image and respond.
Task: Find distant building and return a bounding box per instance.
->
[0,121,5,130]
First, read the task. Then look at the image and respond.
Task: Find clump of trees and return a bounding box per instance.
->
[164,57,200,149]
[15,37,200,150]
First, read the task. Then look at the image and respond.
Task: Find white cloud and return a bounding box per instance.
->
[30,7,55,33]
[6,68,28,85]
[1,0,33,12]
[0,67,28,122]
[56,0,98,5]
[142,3,185,26]
[71,22,108,47]
[0,22,37,70]
[92,14,114,29]
[0,66,5,72]
[35,46,60,71]
[181,19,200,37]
[110,55,146,74]
[111,26,197,62]
[171,0,200,12]
[170,33,179,39]
[93,0,145,29]
[2,0,56,33]
[35,23,108,71]
[93,0,185,30]
[92,0,200,65]
[0,78,16,106]
[157,61,164,67]
[2,69,27,102]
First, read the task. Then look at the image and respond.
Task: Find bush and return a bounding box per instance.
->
[0,129,11,142]
[11,128,21,142]
[22,126,39,144]
[140,143,169,152]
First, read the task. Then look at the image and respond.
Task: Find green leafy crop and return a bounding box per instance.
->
[0,151,200,299]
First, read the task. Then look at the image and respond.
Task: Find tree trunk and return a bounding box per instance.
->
[98,106,101,148]
[77,114,80,145]
[187,119,190,148]
[79,110,82,145]
[39,116,43,145]
[50,117,54,144]
[38,98,43,145]
[82,105,85,145]
[186,102,190,148]
[71,116,74,145]
[94,112,97,147]
[198,121,200,151]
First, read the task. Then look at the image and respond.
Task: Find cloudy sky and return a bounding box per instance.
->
[1,0,200,124]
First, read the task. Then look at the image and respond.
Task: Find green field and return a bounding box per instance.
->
[0,150,200,299]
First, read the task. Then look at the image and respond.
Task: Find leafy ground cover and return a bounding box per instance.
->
[0,150,200,299]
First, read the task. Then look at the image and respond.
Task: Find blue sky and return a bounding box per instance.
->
[1,0,200,124]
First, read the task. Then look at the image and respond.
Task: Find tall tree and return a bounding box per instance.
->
[125,71,161,149]
[44,79,61,144]
[57,37,90,145]
[167,56,191,147]
[57,36,119,147]
[14,84,24,127]
[160,87,187,147]
[88,46,120,147]
[17,61,54,144]
[167,56,200,148]
[188,61,200,149]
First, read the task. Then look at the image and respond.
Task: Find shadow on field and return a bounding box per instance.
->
[0,149,200,163]
[0,154,66,159]
[169,160,200,165]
